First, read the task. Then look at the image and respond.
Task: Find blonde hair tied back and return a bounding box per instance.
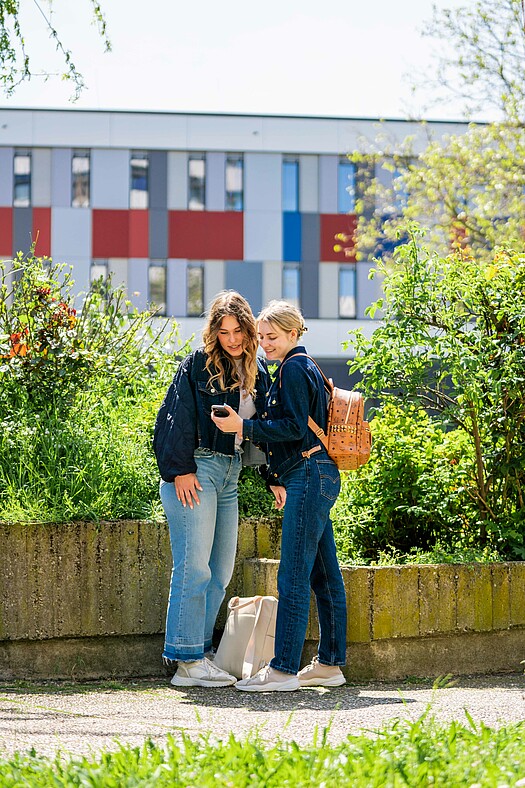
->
[257,300,308,339]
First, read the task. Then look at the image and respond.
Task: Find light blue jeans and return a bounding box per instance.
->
[161,448,242,662]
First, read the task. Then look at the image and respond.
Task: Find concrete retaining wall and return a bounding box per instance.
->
[0,520,524,680]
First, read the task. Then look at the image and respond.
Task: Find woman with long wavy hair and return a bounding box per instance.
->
[153,291,269,687]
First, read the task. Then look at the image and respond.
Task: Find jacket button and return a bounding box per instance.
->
[272,399,276,404]
[269,451,273,456]
[273,473,278,477]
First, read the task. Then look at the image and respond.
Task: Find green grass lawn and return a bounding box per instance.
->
[1,717,524,787]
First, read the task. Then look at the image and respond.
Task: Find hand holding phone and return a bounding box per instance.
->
[211,404,230,418]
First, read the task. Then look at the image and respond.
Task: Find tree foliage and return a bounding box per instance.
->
[347,229,525,557]
[0,0,110,99]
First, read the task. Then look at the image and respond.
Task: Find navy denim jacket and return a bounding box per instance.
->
[153,349,270,482]
[242,346,330,482]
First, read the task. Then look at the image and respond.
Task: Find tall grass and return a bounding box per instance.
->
[1,717,525,786]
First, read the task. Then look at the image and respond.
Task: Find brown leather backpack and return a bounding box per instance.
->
[280,354,372,471]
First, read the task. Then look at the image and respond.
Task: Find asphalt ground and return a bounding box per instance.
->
[0,673,524,759]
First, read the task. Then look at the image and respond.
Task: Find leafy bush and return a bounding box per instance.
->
[332,404,478,563]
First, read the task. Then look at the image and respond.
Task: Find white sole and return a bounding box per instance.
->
[298,675,346,687]
[234,679,300,692]
[171,675,235,687]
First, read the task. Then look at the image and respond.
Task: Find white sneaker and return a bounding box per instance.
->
[171,657,236,687]
[297,656,346,687]
[235,665,300,692]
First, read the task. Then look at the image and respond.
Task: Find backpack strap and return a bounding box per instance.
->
[278,353,331,449]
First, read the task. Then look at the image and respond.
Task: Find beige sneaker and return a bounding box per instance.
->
[235,665,300,692]
[171,657,236,687]
[297,657,346,687]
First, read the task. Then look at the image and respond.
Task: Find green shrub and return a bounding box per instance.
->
[332,403,478,563]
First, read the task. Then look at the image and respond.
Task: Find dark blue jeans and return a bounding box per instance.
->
[270,454,347,675]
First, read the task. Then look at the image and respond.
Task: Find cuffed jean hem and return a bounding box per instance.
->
[268,661,300,676]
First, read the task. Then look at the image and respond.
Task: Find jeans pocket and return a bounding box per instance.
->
[317,459,341,501]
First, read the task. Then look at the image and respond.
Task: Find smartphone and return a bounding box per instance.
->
[211,404,229,418]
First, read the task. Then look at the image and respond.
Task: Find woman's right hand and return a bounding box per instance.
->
[174,474,203,509]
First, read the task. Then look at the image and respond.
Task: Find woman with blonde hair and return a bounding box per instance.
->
[213,299,347,691]
[154,291,269,687]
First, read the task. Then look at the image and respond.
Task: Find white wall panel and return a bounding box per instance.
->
[108,258,128,291]
[32,148,52,207]
[262,261,282,305]
[244,211,282,261]
[91,149,129,208]
[167,152,188,209]
[319,263,339,318]
[244,153,281,211]
[206,153,226,211]
[204,260,225,309]
[51,208,91,261]
[127,258,149,312]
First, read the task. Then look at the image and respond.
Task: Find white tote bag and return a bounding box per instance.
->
[214,595,278,680]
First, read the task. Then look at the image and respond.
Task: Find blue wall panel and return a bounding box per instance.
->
[282,212,302,262]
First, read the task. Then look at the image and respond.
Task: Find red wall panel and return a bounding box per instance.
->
[169,211,243,260]
[129,210,149,258]
[92,210,129,258]
[0,207,13,256]
[320,214,357,262]
[32,208,51,258]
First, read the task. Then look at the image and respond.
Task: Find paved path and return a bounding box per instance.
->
[0,673,524,758]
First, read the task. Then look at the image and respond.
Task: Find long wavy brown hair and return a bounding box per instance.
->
[202,291,258,394]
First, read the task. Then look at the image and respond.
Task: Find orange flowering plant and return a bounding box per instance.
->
[0,250,183,410]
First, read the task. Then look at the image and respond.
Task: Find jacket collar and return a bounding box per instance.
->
[280,345,307,364]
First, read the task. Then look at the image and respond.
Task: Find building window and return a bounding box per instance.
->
[187,264,204,316]
[225,155,243,211]
[282,158,299,212]
[338,159,356,214]
[130,152,149,208]
[72,150,90,207]
[282,264,300,308]
[188,155,206,211]
[339,266,356,318]
[148,261,167,316]
[90,260,108,283]
[13,152,31,207]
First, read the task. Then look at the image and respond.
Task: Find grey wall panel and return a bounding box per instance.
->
[244,153,281,211]
[301,213,320,263]
[300,260,319,319]
[149,209,168,259]
[299,155,319,213]
[149,151,168,210]
[13,208,33,255]
[225,262,262,314]
[127,258,149,312]
[0,147,14,206]
[51,207,92,261]
[318,263,338,318]
[91,149,129,208]
[32,149,52,207]
[167,258,187,317]
[244,210,282,261]
[356,259,382,319]
[51,149,72,208]
[167,153,188,209]
[206,152,226,211]
[319,155,338,214]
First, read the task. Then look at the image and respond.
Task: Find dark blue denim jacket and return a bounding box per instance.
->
[242,346,330,483]
[153,349,270,482]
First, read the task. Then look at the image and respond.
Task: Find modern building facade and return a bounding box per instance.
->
[0,109,468,384]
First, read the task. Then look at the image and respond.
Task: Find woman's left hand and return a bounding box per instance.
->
[211,404,243,439]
